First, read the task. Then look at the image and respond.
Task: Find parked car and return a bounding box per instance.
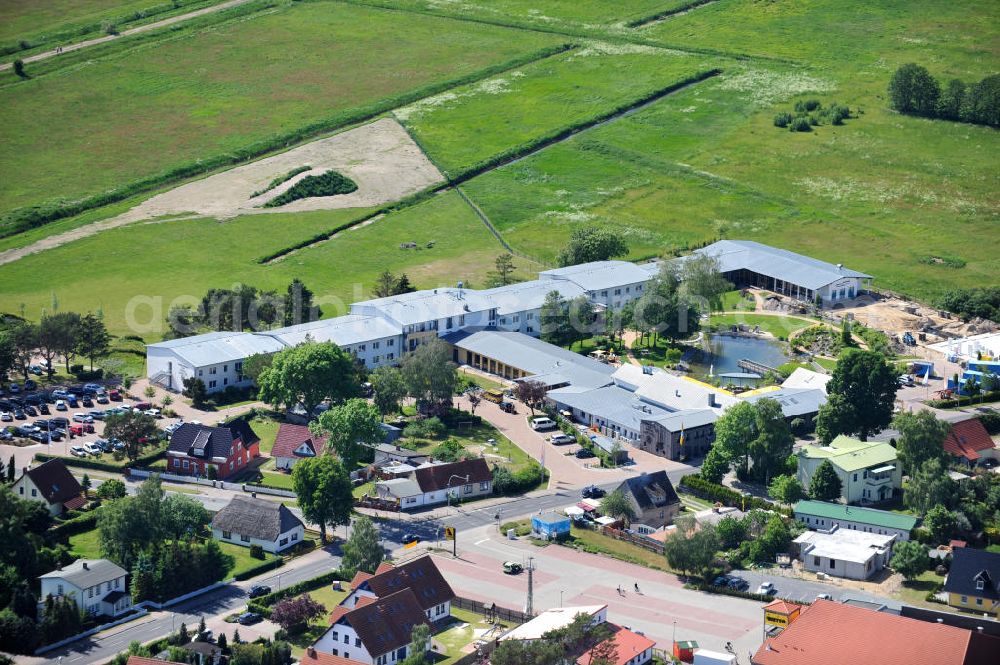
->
[145,408,162,418]
[0,412,10,422]
[713,575,732,587]
[13,410,26,420]
[8,384,19,394]
[39,403,50,415]
[24,405,37,417]
[897,374,914,387]
[530,417,557,431]
[728,577,749,591]
[81,396,94,408]
[96,393,109,404]
[73,413,94,423]
[29,365,43,376]
[83,442,103,456]
[816,593,833,601]
[134,401,152,411]
[756,582,776,595]
[549,433,576,445]
[24,380,37,391]
[84,383,103,393]
[89,410,106,420]
[499,401,516,413]
[581,485,605,499]
[109,390,122,401]
[502,561,523,575]
[237,612,261,625]
[70,445,88,457]
[401,533,418,545]
[55,400,68,411]
[575,448,596,459]
[247,585,271,598]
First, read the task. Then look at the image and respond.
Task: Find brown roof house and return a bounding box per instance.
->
[375,458,493,511]
[943,417,997,468]
[310,556,455,664]
[211,495,304,553]
[13,459,85,515]
[613,471,680,530]
[271,423,328,470]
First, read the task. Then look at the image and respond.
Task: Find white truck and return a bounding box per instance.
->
[693,649,737,665]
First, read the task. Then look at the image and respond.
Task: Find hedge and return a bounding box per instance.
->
[678,474,788,515]
[233,557,283,581]
[254,569,349,607]
[686,581,809,604]
[35,446,166,473]
[48,509,101,540]
[925,390,1000,409]
[1,42,574,239]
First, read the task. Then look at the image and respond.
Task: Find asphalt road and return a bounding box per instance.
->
[41,549,341,665]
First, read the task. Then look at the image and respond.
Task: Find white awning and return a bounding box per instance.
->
[870,465,895,474]
[564,506,585,517]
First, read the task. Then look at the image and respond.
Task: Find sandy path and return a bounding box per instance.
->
[0,118,443,265]
[0,0,256,71]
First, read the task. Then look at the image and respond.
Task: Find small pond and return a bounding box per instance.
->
[686,333,790,383]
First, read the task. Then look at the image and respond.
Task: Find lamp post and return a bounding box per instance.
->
[560,590,564,608]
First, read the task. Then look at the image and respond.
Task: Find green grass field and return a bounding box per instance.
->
[0,0,996,336]
[708,313,816,339]
[0,0,224,49]
[399,44,720,173]
[0,0,560,216]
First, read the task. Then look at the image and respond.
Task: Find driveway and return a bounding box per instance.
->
[456,395,694,489]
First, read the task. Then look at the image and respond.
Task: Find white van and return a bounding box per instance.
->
[530,417,557,431]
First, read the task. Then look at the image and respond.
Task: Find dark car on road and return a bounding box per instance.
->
[401,534,419,545]
[575,448,595,459]
[238,612,262,625]
[581,485,605,499]
[248,585,271,598]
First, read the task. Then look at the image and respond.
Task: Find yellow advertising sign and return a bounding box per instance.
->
[764,611,788,627]
[445,527,456,541]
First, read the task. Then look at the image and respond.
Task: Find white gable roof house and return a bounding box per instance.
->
[39,559,131,617]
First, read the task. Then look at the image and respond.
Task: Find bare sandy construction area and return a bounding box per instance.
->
[0,117,443,265]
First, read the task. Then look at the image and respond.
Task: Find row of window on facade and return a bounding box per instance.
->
[172,457,236,472]
[55,577,121,599]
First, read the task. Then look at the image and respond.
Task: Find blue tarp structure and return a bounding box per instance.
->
[532,512,571,540]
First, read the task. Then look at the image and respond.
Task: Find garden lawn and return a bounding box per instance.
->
[708,313,815,339]
[893,569,945,608]
[399,45,721,173]
[0,191,501,337]
[434,608,511,665]
[721,289,755,311]
[380,0,682,27]
[248,415,280,456]
[260,471,295,491]
[0,0,561,216]
[565,525,671,572]
[281,585,349,657]
[217,540,277,578]
[69,528,103,559]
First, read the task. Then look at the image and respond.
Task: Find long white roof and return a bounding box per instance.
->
[612,364,737,413]
[148,330,285,366]
[351,287,493,326]
[256,315,399,347]
[689,240,872,290]
[480,279,586,315]
[539,261,652,292]
[501,605,606,641]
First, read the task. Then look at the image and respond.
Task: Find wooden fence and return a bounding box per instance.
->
[600,525,665,555]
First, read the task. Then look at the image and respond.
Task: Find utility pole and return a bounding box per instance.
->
[526,557,534,617]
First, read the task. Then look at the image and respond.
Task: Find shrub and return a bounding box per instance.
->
[402,417,445,439]
[12,59,26,78]
[678,474,786,514]
[773,112,792,128]
[262,170,357,208]
[493,463,547,496]
[789,117,812,132]
[249,544,265,560]
[251,166,312,198]
[75,368,104,381]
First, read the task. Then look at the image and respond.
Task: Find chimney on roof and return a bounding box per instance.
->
[708,392,717,408]
[307,647,316,658]
[82,562,89,570]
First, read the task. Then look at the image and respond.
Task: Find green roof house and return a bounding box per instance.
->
[793,500,918,541]
[796,436,902,505]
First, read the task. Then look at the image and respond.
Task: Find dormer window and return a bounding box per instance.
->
[976,579,985,591]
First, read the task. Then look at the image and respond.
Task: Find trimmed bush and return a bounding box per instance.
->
[789,117,812,132]
[679,474,787,514]
[48,509,100,540]
[249,544,265,560]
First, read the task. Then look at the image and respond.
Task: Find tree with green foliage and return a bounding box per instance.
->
[815,349,897,442]
[399,624,431,665]
[490,638,563,665]
[75,313,111,369]
[97,478,127,500]
[182,376,208,408]
[257,341,360,417]
[891,540,930,580]
[892,409,949,475]
[700,446,729,484]
[283,279,320,326]
[271,594,324,634]
[540,290,572,347]
[401,338,456,415]
[370,365,407,419]
[716,514,748,550]
[600,489,637,527]
[99,475,165,567]
[680,253,733,313]
[808,460,843,502]
[556,226,628,267]
[889,63,941,116]
[964,74,1000,127]
[161,494,210,540]
[905,459,958,515]
[749,398,795,483]
[513,379,546,416]
[103,410,159,462]
[313,398,382,470]
[568,295,597,348]
[938,78,967,120]
[708,401,757,479]
[489,254,517,287]
[40,594,83,645]
[242,353,274,382]
[230,640,292,665]
[663,517,719,580]
[924,504,959,543]
[0,330,17,384]
[292,456,353,544]
[768,474,804,506]
[340,515,384,577]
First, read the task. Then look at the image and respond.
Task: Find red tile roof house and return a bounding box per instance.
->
[167,420,260,479]
[943,417,997,467]
[271,423,328,470]
[310,557,455,665]
[751,598,997,665]
[375,458,494,511]
[12,459,85,515]
[576,624,655,665]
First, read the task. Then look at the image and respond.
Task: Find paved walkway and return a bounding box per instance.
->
[0,0,256,72]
